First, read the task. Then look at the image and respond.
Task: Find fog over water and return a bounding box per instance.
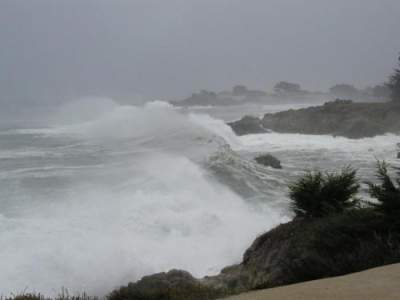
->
[1,0,400,106]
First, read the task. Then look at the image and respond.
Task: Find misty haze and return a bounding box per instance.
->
[1,1,400,300]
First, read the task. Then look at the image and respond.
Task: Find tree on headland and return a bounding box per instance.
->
[232,85,249,96]
[329,84,359,99]
[387,54,400,102]
[274,81,303,95]
[361,84,391,101]
[232,85,267,98]
[371,84,391,100]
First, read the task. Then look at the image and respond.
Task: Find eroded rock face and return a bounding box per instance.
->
[229,100,400,138]
[254,154,282,169]
[244,214,400,288]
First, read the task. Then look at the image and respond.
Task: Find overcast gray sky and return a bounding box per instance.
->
[1,0,400,104]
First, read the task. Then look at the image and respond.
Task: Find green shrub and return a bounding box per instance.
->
[367,161,400,220]
[289,167,360,218]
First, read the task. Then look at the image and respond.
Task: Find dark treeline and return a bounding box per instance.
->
[174,53,400,107]
[173,82,392,107]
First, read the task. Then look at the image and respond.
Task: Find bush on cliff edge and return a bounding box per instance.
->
[288,167,360,219]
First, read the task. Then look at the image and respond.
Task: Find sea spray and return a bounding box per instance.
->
[0,99,284,296]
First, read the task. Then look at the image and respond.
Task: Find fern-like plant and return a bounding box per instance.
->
[289,167,360,218]
[367,161,400,218]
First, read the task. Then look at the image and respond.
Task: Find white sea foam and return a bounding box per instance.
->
[0,154,282,296]
[237,132,400,163]
[0,99,285,296]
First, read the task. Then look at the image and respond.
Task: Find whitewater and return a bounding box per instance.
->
[0,98,399,296]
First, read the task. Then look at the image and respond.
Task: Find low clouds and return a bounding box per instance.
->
[0,0,399,104]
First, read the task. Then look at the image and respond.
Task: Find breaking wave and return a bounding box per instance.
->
[0,98,286,296]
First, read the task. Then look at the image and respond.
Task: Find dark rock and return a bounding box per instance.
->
[229,100,400,138]
[397,144,400,159]
[177,90,218,106]
[228,116,267,136]
[171,90,237,107]
[337,119,385,139]
[255,154,282,169]
[108,270,225,300]
[241,211,400,289]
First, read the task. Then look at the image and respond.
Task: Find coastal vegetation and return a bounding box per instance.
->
[1,293,97,300]
[387,55,400,102]
[288,167,359,218]
[171,80,392,107]
[170,78,393,107]
[367,162,400,219]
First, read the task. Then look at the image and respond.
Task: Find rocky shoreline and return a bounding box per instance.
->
[108,211,400,300]
[107,162,400,300]
[229,100,400,138]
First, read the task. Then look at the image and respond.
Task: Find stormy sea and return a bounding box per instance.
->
[0,98,398,296]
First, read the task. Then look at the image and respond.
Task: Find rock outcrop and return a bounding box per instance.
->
[228,116,267,136]
[229,100,400,138]
[254,154,282,169]
[108,270,225,300]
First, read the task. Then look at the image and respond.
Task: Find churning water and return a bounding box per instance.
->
[0,98,398,296]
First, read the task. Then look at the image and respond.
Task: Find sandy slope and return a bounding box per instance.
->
[223,263,400,300]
